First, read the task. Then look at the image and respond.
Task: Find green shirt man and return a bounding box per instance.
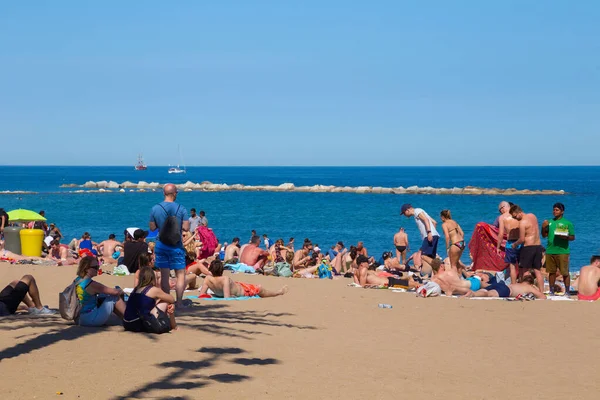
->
[545,217,574,255]
[542,203,575,295]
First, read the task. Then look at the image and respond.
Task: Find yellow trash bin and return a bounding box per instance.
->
[20,229,45,257]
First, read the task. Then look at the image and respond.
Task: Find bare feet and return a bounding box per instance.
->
[278,286,289,296]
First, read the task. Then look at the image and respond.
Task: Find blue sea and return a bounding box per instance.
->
[1,166,599,271]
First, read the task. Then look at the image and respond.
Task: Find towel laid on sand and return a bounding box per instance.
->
[186,295,260,301]
[224,263,256,274]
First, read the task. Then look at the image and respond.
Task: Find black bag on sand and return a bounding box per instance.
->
[139,308,171,334]
[158,204,181,246]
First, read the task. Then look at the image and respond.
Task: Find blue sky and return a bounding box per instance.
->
[1,1,598,166]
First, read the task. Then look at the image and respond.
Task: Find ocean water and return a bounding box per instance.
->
[1,166,598,270]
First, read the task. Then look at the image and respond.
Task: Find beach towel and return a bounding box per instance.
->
[189,295,260,301]
[468,222,506,272]
[224,262,256,274]
[197,226,218,259]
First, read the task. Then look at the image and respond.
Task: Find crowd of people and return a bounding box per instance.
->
[1,184,599,332]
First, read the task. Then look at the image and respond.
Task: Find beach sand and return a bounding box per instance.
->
[0,262,598,400]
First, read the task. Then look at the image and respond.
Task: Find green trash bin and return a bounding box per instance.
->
[20,229,45,257]
[4,226,22,254]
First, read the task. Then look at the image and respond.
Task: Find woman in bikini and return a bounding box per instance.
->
[440,210,466,273]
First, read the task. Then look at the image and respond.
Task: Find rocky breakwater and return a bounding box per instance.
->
[60,181,566,195]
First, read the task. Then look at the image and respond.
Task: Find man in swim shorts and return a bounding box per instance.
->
[393,227,409,264]
[510,205,544,292]
[149,183,190,308]
[401,204,440,270]
[576,256,600,301]
[542,202,575,296]
[463,273,546,299]
[199,259,288,298]
[0,274,56,316]
[496,201,520,284]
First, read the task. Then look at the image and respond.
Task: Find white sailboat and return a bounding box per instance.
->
[168,146,186,174]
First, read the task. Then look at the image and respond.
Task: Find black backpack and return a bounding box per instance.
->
[158,204,181,246]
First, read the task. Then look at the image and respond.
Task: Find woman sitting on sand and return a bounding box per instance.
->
[440,210,466,273]
[199,259,288,298]
[123,266,177,333]
[75,255,126,327]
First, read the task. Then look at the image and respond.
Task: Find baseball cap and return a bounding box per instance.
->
[313,246,321,253]
[126,227,139,239]
[134,229,148,240]
[400,204,412,215]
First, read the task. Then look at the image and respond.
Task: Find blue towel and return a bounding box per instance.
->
[186,295,260,301]
[224,262,256,274]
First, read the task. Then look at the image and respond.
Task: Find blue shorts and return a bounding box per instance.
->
[155,241,186,270]
[420,235,439,258]
[504,240,521,264]
[466,276,481,291]
[79,295,118,327]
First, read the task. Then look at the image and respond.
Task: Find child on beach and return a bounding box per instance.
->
[75,256,126,326]
[199,259,288,298]
[123,266,177,333]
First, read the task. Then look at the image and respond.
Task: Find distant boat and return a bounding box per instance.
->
[135,154,147,170]
[168,146,186,174]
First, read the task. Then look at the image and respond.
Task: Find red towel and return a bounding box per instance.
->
[468,222,507,272]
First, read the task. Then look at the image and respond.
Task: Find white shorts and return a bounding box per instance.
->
[79,295,118,327]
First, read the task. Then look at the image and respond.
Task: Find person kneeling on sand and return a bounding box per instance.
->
[75,256,126,326]
[463,272,546,299]
[576,255,600,301]
[199,259,288,298]
[0,274,56,316]
[354,255,421,289]
[123,266,177,333]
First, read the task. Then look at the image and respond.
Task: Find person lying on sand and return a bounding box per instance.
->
[576,255,600,301]
[430,259,479,296]
[50,239,77,265]
[0,274,56,316]
[353,255,421,289]
[463,272,546,299]
[199,259,288,298]
[124,266,177,334]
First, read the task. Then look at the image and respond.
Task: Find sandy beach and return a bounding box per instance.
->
[0,261,598,400]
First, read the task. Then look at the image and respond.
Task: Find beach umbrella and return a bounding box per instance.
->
[7,209,47,223]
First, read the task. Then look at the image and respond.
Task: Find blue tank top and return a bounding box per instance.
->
[80,239,93,251]
[123,286,156,321]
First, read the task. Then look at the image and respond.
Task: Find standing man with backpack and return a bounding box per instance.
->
[149,184,190,308]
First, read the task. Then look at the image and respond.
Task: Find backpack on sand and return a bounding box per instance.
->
[158,204,181,246]
[59,278,86,321]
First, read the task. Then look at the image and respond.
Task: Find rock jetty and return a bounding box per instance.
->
[59,181,566,196]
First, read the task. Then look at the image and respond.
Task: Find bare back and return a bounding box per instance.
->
[521,213,541,246]
[224,244,239,261]
[442,220,463,244]
[394,232,407,246]
[577,265,600,296]
[240,245,263,265]
[203,275,243,297]
[502,216,520,241]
